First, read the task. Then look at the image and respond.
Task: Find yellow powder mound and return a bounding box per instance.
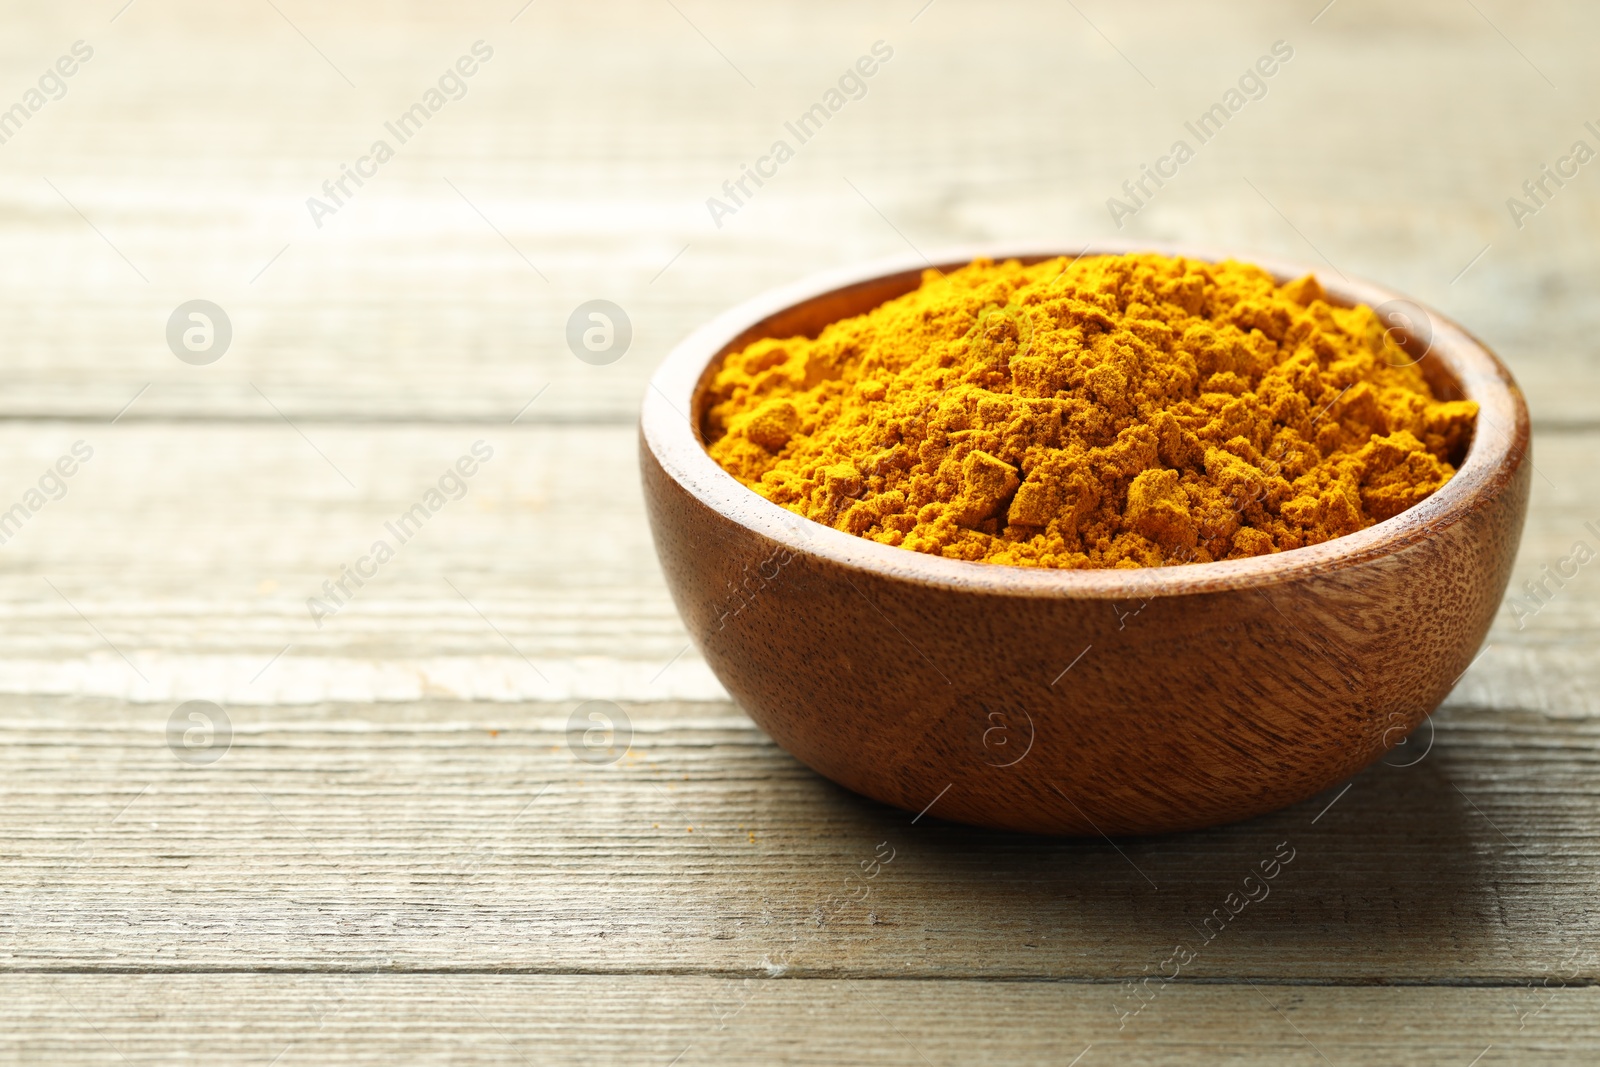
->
[703,253,1477,569]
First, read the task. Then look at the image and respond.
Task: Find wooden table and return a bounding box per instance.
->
[2,1,1597,1062]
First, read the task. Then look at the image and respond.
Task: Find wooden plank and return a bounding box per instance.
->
[2,976,1596,1066]
[2,697,1595,980]
[0,422,1591,710]
[0,1,1594,422]
[0,421,713,702]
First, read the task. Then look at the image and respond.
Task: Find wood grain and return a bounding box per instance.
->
[2,697,1595,980]
[0,421,1589,711]
[0,0,1596,1058]
[4,976,1596,1065]
[0,1,1596,423]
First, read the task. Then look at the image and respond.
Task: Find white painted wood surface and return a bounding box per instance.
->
[1,0,1597,1062]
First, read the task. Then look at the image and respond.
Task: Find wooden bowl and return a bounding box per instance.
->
[639,241,1530,835]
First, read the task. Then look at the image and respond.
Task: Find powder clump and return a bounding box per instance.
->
[703,253,1478,569]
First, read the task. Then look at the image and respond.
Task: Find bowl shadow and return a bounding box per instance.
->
[792,717,1506,983]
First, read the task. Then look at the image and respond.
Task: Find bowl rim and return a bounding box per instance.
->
[640,239,1530,599]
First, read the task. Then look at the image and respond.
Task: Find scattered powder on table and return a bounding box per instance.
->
[702,253,1478,569]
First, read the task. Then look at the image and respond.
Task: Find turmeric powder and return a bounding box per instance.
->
[703,253,1477,569]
